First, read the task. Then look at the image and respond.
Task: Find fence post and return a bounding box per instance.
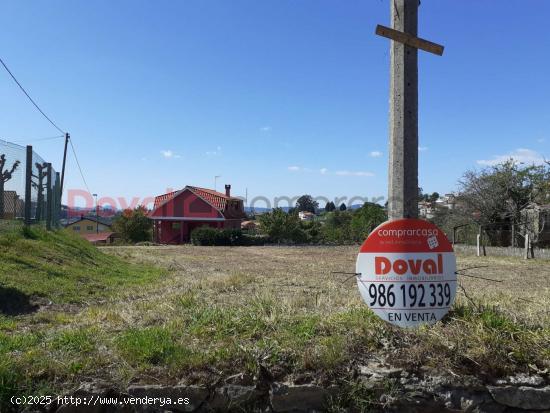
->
[524,233,530,260]
[55,172,61,228]
[24,146,33,226]
[46,163,52,230]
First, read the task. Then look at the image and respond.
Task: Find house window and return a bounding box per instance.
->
[172,222,181,230]
[87,226,94,231]
[73,226,80,231]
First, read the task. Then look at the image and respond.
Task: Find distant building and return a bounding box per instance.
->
[64,215,113,234]
[419,193,457,219]
[298,211,315,221]
[149,185,246,244]
[82,232,116,245]
[436,193,457,210]
[418,201,435,219]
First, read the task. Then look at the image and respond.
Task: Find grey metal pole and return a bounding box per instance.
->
[46,163,52,230]
[388,0,419,220]
[55,172,61,227]
[24,146,32,226]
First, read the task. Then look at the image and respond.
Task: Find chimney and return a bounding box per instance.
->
[225,184,231,197]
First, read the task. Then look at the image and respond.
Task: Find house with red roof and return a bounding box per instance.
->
[149,184,246,244]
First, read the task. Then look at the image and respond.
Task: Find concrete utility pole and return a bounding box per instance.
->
[388,0,418,219]
[60,133,69,196]
[376,0,444,220]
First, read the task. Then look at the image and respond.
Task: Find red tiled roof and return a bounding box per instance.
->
[151,186,244,217]
[187,186,238,211]
[153,190,180,210]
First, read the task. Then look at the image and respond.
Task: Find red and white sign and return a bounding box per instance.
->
[356,219,456,328]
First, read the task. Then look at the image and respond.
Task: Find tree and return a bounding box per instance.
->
[456,160,550,246]
[259,208,304,243]
[296,195,318,213]
[418,187,439,203]
[459,160,550,226]
[112,206,153,243]
[31,162,48,221]
[321,210,352,243]
[325,201,336,212]
[339,203,347,211]
[0,154,21,219]
[350,202,387,241]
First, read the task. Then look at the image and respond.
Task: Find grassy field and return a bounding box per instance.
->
[0,226,549,410]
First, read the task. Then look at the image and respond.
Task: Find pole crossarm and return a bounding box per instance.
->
[375,24,444,56]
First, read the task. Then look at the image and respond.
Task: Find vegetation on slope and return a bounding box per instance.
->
[0,223,162,304]
[0,224,164,410]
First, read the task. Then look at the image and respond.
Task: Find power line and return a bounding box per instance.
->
[2,135,65,143]
[0,57,65,134]
[69,138,92,195]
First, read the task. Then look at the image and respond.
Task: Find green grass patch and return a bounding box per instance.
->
[406,303,550,377]
[116,327,201,368]
[0,223,164,304]
[0,224,165,408]
[50,327,98,354]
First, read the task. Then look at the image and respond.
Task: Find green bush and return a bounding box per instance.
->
[112,206,152,243]
[190,226,218,245]
[190,227,266,246]
[258,208,321,244]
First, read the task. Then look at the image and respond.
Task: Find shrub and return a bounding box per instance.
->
[190,226,217,245]
[112,206,152,243]
[258,208,319,244]
[190,227,266,246]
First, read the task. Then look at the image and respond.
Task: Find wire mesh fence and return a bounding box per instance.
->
[0,139,60,229]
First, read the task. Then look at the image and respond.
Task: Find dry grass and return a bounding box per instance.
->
[103,245,550,326]
[1,244,549,409]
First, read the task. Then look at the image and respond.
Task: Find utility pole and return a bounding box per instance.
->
[376,0,444,220]
[60,133,69,197]
[93,193,98,233]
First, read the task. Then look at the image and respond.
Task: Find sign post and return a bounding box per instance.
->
[356,219,457,328]
[377,0,444,220]
[356,1,451,328]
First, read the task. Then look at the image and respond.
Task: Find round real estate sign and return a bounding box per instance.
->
[356,219,457,328]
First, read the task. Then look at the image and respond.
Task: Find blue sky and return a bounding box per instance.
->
[1,0,549,208]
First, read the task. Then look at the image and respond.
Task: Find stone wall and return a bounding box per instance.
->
[46,366,549,413]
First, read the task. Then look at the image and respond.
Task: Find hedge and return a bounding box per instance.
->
[190,226,267,246]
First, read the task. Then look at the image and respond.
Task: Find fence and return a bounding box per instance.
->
[453,244,550,260]
[0,139,61,229]
[451,221,550,259]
